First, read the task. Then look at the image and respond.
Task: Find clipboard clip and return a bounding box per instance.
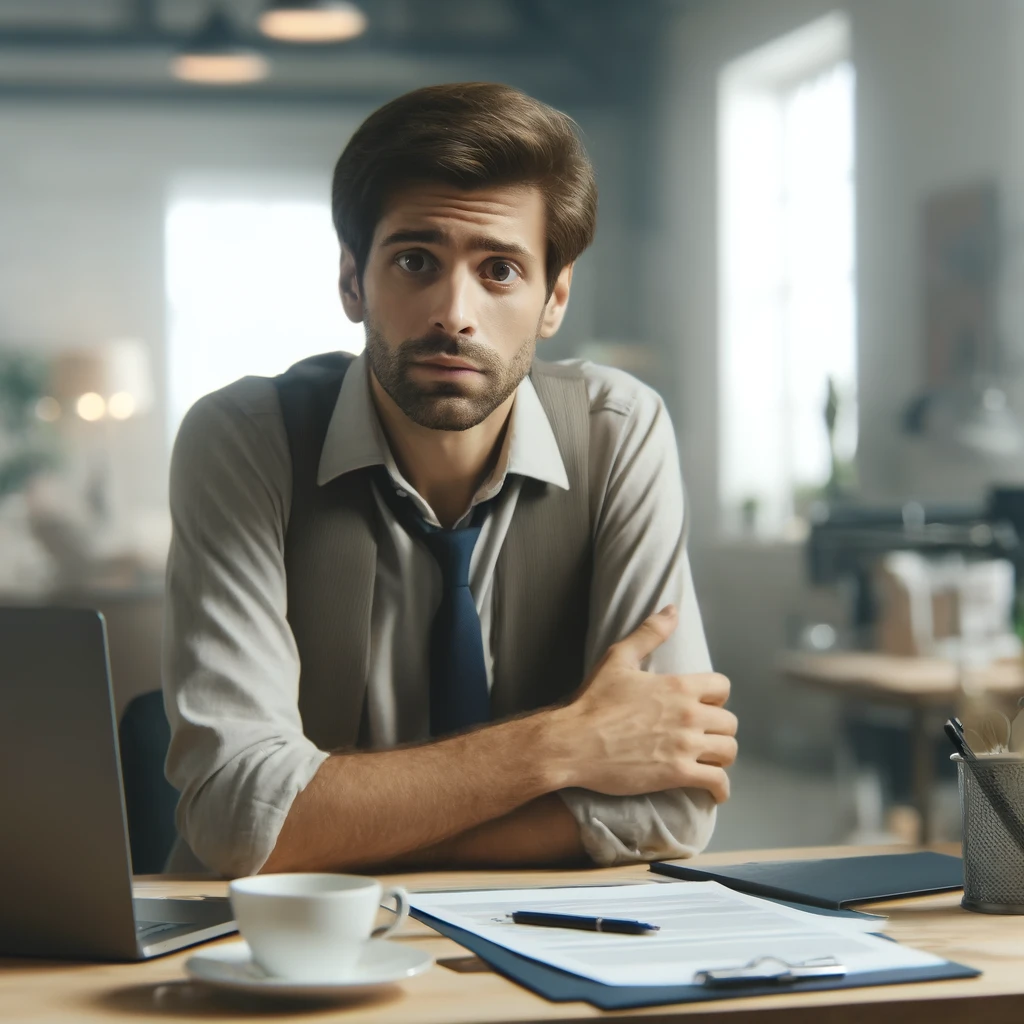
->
[695,955,847,988]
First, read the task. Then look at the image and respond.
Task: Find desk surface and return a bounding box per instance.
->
[3,844,1022,1024]
[780,650,1024,705]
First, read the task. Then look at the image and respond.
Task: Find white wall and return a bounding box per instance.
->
[658,0,1024,760]
[854,0,1023,502]
[0,103,363,523]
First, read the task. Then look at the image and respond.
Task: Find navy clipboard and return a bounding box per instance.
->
[411,907,979,1010]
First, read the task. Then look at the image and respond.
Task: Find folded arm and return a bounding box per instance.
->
[558,371,727,866]
[164,376,732,878]
[164,382,585,876]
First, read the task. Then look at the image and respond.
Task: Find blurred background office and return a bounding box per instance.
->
[3,0,1024,858]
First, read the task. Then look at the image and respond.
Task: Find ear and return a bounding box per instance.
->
[339,246,365,323]
[538,263,574,339]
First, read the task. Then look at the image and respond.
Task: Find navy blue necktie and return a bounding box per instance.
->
[373,467,493,737]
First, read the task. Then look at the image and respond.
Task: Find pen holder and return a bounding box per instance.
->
[954,753,1024,913]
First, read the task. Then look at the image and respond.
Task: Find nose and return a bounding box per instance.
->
[427,264,477,338]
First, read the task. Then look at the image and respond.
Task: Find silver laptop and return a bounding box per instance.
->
[0,607,236,960]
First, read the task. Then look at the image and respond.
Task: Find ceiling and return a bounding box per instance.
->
[0,0,677,105]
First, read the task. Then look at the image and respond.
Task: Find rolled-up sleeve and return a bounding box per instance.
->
[558,368,718,866]
[162,379,328,878]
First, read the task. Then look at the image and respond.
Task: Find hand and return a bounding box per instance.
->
[546,606,738,802]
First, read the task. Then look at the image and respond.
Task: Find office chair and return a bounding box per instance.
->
[118,690,179,874]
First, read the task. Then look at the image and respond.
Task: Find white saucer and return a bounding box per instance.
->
[185,938,433,999]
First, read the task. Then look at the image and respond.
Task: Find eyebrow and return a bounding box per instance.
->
[378,228,533,261]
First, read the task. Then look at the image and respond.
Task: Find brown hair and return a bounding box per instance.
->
[331,82,597,295]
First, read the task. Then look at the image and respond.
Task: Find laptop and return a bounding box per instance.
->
[0,606,236,960]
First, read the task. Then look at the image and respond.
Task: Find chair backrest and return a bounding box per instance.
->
[118,690,178,874]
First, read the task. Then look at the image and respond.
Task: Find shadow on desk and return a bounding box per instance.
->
[90,980,402,1018]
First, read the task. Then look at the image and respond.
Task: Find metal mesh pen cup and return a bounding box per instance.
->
[955,753,1024,913]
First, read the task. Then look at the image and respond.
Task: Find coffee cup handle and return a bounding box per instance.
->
[372,885,410,939]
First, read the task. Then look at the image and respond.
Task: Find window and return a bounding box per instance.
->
[165,193,364,439]
[718,12,856,538]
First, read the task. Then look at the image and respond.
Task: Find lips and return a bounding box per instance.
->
[417,357,481,372]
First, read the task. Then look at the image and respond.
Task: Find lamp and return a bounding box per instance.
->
[171,9,269,85]
[46,340,153,525]
[258,1,367,43]
[48,340,153,424]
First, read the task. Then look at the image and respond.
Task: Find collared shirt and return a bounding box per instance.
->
[164,353,717,878]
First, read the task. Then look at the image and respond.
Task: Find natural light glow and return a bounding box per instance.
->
[259,3,367,43]
[76,392,106,422]
[35,396,61,423]
[107,392,137,420]
[719,12,856,536]
[170,53,269,85]
[165,195,365,438]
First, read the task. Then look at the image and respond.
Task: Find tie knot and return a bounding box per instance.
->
[371,467,490,587]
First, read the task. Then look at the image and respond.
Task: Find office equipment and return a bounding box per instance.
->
[945,721,1024,859]
[0,848,1001,1022]
[798,496,1024,843]
[956,754,1024,913]
[510,910,658,934]
[805,499,1020,632]
[650,851,963,909]
[409,881,954,990]
[1010,697,1024,751]
[695,954,847,987]
[410,880,975,1010]
[0,607,236,960]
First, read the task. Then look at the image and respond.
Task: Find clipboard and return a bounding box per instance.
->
[410,901,979,1010]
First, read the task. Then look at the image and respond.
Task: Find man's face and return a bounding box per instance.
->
[340,183,571,431]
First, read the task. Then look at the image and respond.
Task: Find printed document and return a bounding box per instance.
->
[410,882,945,987]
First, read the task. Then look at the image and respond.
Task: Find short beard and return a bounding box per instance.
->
[364,317,538,431]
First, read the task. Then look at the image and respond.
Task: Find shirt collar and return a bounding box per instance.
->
[316,351,570,493]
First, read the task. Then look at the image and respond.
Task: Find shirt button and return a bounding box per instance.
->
[395,489,407,498]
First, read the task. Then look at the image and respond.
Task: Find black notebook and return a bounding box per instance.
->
[650,851,963,910]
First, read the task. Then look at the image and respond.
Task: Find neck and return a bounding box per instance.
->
[369,372,515,528]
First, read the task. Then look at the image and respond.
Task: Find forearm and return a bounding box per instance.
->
[367,794,588,872]
[261,711,573,873]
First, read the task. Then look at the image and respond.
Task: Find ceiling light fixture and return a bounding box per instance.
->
[172,9,269,85]
[258,1,367,43]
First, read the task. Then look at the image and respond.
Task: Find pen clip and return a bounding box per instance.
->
[695,955,847,987]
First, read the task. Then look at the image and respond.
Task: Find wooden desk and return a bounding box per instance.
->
[2,844,1021,1024]
[780,651,1024,843]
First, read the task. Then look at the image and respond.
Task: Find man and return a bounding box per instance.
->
[164,82,737,878]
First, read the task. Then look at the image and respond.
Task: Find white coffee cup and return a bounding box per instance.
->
[228,873,409,981]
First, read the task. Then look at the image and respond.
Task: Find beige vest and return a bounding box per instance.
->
[274,353,593,752]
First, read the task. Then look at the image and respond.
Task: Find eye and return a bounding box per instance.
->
[484,260,520,284]
[395,250,437,273]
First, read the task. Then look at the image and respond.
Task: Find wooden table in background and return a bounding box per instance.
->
[3,844,1024,1023]
[780,651,1024,844]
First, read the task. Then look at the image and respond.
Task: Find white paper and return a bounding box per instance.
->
[410,882,944,987]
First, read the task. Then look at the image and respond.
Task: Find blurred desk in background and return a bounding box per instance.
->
[780,651,1024,844]
[0,586,163,720]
